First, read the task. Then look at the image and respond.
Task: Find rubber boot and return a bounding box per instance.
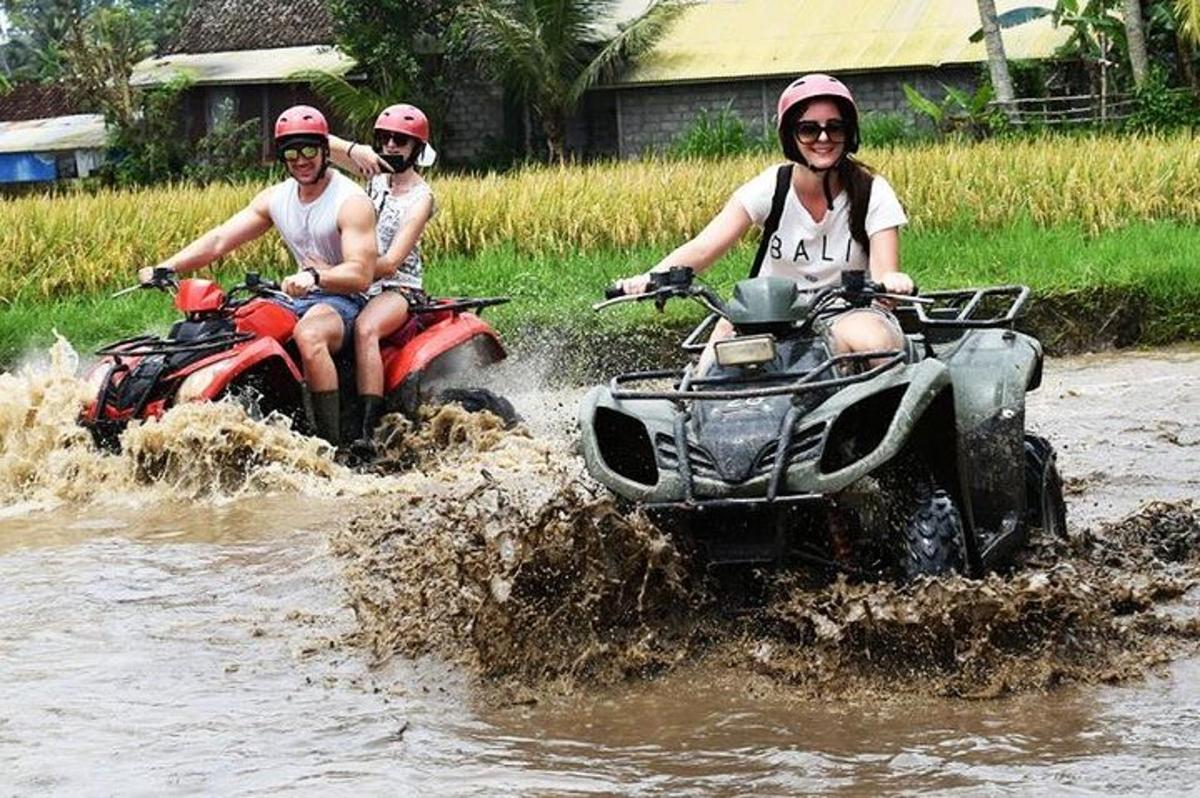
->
[307,388,342,448]
[349,394,385,461]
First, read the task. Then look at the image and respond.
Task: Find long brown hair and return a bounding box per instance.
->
[838,156,875,255]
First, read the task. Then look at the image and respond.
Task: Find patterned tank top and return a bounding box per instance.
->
[366,174,435,292]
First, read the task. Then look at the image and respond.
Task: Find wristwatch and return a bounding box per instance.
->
[303,266,321,287]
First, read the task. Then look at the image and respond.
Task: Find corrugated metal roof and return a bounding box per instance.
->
[0,114,108,154]
[617,0,1068,85]
[131,45,355,88]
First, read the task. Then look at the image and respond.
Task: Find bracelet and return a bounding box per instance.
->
[303,266,321,287]
[347,142,356,158]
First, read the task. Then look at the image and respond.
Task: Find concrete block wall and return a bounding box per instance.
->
[441,81,507,164]
[604,66,978,158]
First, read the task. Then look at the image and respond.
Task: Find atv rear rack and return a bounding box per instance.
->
[915,285,1029,329]
[609,349,905,401]
[409,297,510,315]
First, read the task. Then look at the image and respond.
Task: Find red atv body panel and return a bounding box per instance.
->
[234,298,297,343]
[381,310,504,392]
[175,279,225,313]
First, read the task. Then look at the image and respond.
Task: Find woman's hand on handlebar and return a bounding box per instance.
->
[613,273,655,296]
[877,271,915,296]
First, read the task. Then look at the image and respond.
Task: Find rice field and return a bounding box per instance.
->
[2,131,1200,302]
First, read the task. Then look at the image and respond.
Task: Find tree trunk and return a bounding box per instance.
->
[543,114,566,164]
[1123,0,1150,87]
[975,0,1018,120]
[1177,29,1199,91]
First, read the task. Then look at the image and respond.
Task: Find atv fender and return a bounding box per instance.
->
[383,313,506,414]
[174,337,303,401]
[939,328,1043,565]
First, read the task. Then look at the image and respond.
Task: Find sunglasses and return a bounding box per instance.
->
[375,131,414,147]
[794,120,848,144]
[281,144,321,162]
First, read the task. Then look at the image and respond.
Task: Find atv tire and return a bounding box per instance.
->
[434,387,520,428]
[902,490,964,579]
[1024,434,1067,539]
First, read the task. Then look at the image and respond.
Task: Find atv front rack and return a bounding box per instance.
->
[915,285,1029,329]
[613,349,905,507]
[610,349,905,401]
[96,331,253,358]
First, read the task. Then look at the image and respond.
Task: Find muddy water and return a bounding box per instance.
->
[1,345,1198,794]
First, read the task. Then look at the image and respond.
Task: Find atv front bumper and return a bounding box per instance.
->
[579,358,952,506]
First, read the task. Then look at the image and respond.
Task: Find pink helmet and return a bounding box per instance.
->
[274,105,329,141]
[776,74,860,163]
[374,103,430,144]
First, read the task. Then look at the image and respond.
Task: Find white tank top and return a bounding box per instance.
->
[268,169,368,269]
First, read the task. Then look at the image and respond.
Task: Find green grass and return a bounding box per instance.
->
[4,218,1200,368]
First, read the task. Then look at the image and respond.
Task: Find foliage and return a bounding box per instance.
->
[1,0,186,82]
[459,0,684,162]
[292,69,397,144]
[181,98,270,185]
[859,111,926,148]
[669,106,767,159]
[102,74,191,186]
[60,4,153,128]
[903,82,1002,139]
[1126,65,1200,129]
[10,132,1200,301]
[323,0,466,133]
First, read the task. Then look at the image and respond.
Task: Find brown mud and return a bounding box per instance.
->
[339,411,1200,701]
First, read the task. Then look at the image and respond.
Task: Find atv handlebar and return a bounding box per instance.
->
[596,267,930,317]
[113,266,178,298]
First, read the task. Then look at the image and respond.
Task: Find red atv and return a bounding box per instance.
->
[80,268,516,449]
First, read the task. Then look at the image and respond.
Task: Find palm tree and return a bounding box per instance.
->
[460,0,684,163]
[975,0,1018,118]
[1177,0,1200,42]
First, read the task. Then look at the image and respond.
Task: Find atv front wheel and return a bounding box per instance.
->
[434,387,520,428]
[902,490,964,578]
[1024,434,1067,539]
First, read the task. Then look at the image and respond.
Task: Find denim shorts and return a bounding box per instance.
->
[287,291,367,339]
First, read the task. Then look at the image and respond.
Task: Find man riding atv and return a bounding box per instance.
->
[137,105,376,447]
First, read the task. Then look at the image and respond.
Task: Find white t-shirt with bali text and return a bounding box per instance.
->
[733,164,907,288]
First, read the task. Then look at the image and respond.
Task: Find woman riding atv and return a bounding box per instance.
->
[615,73,913,359]
[327,105,438,457]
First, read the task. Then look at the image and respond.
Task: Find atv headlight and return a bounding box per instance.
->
[177,359,235,403]
[714,334,777,367]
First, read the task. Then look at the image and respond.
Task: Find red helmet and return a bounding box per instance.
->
[374,103,430,144]
[776,74,860,163]
[274,105,329,141]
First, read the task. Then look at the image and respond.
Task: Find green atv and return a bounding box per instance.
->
[579,268,1066,580]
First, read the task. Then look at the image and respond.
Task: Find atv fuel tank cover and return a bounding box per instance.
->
[726,276,815,325]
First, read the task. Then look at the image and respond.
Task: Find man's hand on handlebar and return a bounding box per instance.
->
[138,264,174,285]
[281,270,317,298]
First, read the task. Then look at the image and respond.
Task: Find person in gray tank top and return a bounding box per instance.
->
[327,103,437,458]
[138,105,377,448]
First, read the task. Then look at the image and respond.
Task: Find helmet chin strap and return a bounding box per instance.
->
[796,155,843,211]
[380,146,422,174]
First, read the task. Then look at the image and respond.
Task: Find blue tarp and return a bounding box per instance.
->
[0,152,57,183]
